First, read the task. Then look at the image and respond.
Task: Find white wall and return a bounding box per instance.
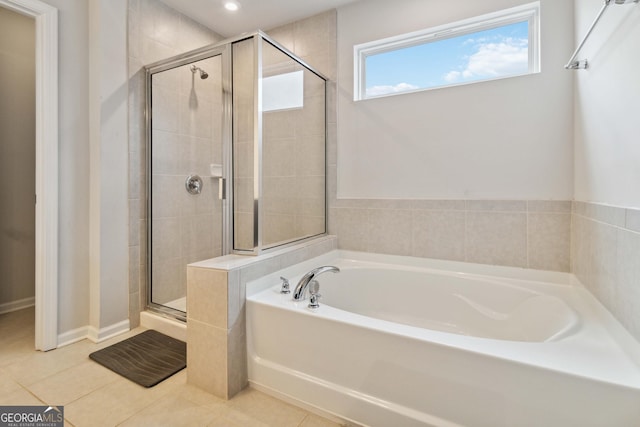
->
[88,0,129,337]
[25,0,128,341]
[0,7,35,310]
[38,0,91,335]
[337,0,574,200]
[573,0,640,208]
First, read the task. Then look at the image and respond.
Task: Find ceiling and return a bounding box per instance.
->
[159,0,360,37]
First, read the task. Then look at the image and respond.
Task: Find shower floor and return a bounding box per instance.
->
[164,297,186,312]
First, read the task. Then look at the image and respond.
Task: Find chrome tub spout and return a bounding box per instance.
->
[292,266,340,301]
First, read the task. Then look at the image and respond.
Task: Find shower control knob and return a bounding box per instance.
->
[185,174,203,195]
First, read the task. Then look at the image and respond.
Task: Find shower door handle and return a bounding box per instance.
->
[218,178,226,200]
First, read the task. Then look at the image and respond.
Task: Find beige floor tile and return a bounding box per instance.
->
[5,339,97,386]
[0,386,44,406]
[0,306,35,341]
[65,378,164,427]
[206,415,245,427]
[175,382,226,408]
[225,387,308,427]
[27,360,120,405]
[118,393,221,427]
[0,368,23,396]
[299,413,343,427]
[0,335,36,368]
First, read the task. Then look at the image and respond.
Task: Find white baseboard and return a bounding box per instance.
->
[57,319,131,348]
[57,325,90,348]
[0,297,35,315]
[88,319,131,343]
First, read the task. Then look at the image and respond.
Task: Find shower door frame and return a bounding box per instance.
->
[144,44,233,321]
[232,32,330,256]
[143,31,330,320]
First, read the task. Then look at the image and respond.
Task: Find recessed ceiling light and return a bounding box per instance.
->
[224,1,240,12]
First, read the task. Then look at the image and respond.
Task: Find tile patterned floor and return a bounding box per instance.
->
[0,307,342,427]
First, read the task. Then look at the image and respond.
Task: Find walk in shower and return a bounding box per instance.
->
[145,32,327,321]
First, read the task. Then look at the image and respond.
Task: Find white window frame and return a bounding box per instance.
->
[354,2,540,101]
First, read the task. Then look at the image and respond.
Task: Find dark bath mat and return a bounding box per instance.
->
[89,329,186,388]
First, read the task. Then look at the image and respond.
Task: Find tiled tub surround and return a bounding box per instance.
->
[186,236,337,400]
[329,200,572,272]
[572,201,640,343]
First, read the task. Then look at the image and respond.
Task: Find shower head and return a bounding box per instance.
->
[190,65,209,80]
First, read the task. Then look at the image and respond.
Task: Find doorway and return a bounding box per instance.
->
[0,6,36,319]
[0,0,59,351]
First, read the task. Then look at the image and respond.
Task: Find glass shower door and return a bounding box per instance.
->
[147,51,228,318]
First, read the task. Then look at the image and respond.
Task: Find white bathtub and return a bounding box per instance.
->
[246,250,640,427]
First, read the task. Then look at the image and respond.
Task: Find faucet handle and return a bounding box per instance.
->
[279,276,290,294]
[308,280,321,309]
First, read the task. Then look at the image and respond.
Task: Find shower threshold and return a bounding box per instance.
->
[140,310,187,342]
[164,297,186,312]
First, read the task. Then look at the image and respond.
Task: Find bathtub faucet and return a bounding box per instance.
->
[292,266,340,301]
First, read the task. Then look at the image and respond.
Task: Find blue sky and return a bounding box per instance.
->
[365,21,529,97]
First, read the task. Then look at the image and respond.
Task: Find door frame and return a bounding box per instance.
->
[1,0,58,351]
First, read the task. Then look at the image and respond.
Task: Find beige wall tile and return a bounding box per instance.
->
[571,214,591,284]
[626,208,640,232]
[572,202,640,342]
[589,221,619,313]
[411,200,466,211]
[412,210,465,261]
[586,203,626,227]
[187,267,228,328]
[368,209,412,256]
[466,212,527,267]
[227,319,248,397]
[331,208,368,252]
[616,229,640,341]
[528,213,571,272]
[527,200,572,213]
[187,319,228,399]
[466,200,527,212]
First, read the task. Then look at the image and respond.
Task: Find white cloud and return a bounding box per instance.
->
[444,70,462,83]
[366,82,419,97]
[444,37,528,83]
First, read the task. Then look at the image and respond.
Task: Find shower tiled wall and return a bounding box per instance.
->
[128,0,222,326]
[572,201,640,342]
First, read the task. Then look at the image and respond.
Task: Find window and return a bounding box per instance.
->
[354,2,540,100]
